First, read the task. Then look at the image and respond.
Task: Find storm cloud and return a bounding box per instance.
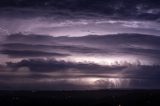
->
[0,0,160,90]
[0,33,160,90]
[1,33,160,65]
[0,58,160,90]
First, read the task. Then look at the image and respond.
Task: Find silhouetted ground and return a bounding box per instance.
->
[0,90,160,106]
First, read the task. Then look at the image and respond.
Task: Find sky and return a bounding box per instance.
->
[0,0,160,90]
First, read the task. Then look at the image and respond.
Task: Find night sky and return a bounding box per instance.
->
[0,0,160,90]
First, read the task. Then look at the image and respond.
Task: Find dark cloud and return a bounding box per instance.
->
[6,59,125,73]
[2,43,103,54]
[5,33,55,44]
[121,47,160,58]
[0,7,159,36]
[67,33,160,46]
[0,49,68,57]
[0,80,92,90]
[5,33,160,46]
[2,33,160,64]
[0,0,159,20]
[0,58,160,90]
[4,59,160,79]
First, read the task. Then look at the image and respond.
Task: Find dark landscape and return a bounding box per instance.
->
[0,90,160,106]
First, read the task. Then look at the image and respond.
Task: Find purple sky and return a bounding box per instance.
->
[0,0,160,90]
